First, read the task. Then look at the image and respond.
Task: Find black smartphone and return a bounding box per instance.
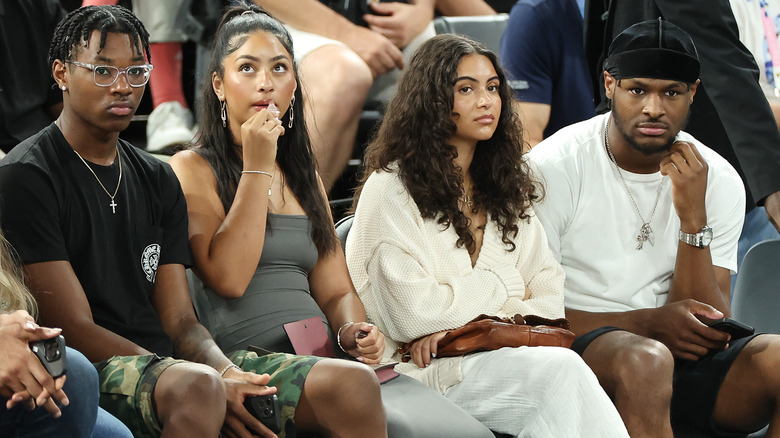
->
[244,394,282,433]
[30,334,67,377]
[706,317,755,340]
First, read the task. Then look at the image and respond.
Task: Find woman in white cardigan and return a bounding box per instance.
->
[345,34,628,437]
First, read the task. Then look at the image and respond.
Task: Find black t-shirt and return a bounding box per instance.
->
[0,123,192,356]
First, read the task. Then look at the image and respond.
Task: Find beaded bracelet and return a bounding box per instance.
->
[337,321,355,354]
[220,362,241,377]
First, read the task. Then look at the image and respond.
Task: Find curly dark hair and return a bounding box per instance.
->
[354,33,538,253]
[194,2,337,255]
[48,5,150,67]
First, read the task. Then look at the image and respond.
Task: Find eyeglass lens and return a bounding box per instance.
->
[94,65,150,87]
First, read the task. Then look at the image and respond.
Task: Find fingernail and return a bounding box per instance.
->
[431,353,436,358]
[25,322,36,330]
[61,397,69,406]
[356,356,365,363]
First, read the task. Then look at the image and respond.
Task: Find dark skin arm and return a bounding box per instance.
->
[151,264,278,438]
[567,142,732,361]
[24,260,151,361]
[26,260,276,437]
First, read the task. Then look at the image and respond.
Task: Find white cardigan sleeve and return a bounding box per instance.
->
[347,170,563,343]
[493,212,566,320]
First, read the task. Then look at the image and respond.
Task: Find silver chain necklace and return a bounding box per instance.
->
[604,119,666,250]
[73,148,122,214]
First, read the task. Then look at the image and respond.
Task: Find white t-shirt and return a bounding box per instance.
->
[527,113,745,313]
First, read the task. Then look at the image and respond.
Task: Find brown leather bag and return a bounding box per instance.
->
[400,314,575,361]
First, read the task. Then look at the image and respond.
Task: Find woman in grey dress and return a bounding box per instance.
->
[170,4,385,363]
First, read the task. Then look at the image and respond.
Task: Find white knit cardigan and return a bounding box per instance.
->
[346,169,566,393]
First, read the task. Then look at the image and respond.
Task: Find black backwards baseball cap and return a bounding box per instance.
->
[604,17,700,84]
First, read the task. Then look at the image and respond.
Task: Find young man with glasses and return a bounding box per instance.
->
[0,5,385,437]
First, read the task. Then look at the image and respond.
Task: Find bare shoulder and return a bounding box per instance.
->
[169,150,216,187]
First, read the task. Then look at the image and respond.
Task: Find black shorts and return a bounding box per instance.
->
[572,326,762,437]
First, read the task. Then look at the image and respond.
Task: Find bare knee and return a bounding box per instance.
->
[306,359,382,411]
[612,338,674,397]
[154,363,226,432]
[297,359,386,437]
[585,333,674,398]
[299,45,373,103]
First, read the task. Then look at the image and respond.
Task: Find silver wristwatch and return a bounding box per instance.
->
[679,226,713,248]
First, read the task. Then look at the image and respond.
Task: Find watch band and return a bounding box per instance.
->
[678,226,713,248]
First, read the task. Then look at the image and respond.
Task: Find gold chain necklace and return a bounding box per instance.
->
[73,148,122,214]
[604,119,666,250]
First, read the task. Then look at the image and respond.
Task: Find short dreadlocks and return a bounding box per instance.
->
[47,5,150,67]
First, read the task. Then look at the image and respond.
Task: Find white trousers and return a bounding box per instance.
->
[443,347,629,438]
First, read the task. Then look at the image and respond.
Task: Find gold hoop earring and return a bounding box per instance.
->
[288,96,295,129]
[220,100,227,128]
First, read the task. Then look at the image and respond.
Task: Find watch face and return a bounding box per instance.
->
[701,226,713,247]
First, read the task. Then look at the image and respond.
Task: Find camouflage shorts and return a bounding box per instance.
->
[229,350,321,438]
[94,352,319,438]
[93,355,184,438]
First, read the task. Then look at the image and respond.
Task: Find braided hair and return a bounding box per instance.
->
[47,5,150,67]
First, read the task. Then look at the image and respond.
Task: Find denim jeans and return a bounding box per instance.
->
[0,347,131,438]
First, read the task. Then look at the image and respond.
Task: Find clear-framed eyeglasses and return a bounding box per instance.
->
[65,60,154,87]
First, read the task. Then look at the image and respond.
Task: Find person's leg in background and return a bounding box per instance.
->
[288,24,435,193]
[731,206,780,293]
[82,0,200,153]
[296,42,373,192]
[132,0,201,153]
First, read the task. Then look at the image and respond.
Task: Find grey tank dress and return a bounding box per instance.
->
[189,213,333,354]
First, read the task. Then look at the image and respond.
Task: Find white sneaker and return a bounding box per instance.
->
[146,101,195,153]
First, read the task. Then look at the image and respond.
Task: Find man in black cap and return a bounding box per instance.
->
[529,19,780,437]
[585,0,780,287]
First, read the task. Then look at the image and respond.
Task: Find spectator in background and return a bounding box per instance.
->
[729,0,780,128]
[726,0,780,288]
[254,0,496,191]
[82,0,201,153]
[500,0,594,147]
[584,0,780,284]
[0,0,66,155]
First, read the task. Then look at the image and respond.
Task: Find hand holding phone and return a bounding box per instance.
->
[30,334,67,377]
[705,317,755,340]
[244,394,282,433]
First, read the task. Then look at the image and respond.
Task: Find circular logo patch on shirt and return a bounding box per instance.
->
[141,244,161,283]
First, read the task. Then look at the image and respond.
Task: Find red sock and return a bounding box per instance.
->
[148,43,188,109]
[81,0,119,6]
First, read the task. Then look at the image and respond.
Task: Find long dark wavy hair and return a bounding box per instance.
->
[354,34,538,253]
[194,3,337,255]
